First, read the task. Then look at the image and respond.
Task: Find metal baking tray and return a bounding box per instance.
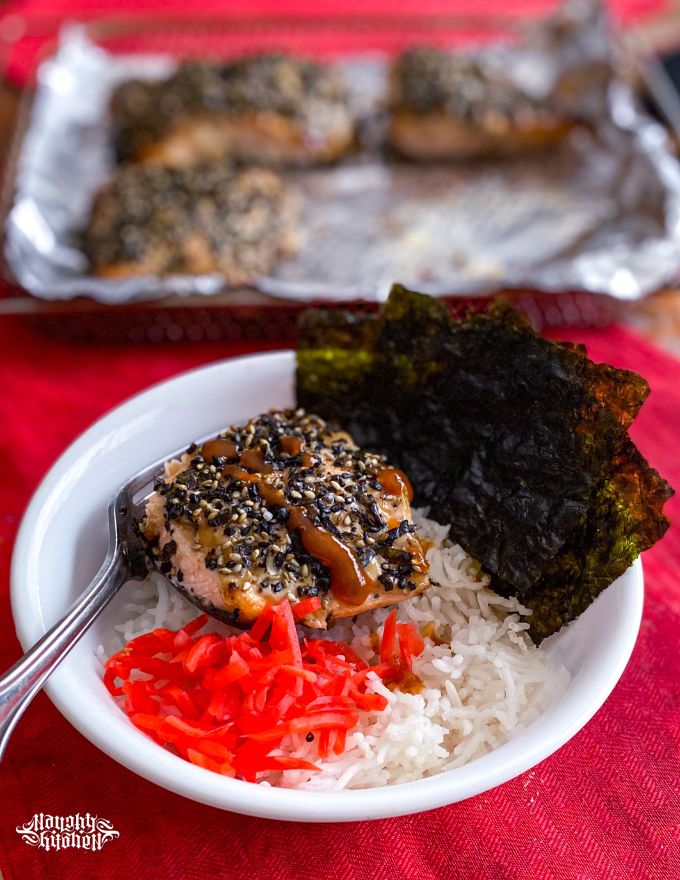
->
[0,4,676,341]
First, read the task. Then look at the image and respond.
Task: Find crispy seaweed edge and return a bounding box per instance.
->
[296,284,673,642]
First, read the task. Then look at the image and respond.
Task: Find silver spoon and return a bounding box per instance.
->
[0,454,166,760]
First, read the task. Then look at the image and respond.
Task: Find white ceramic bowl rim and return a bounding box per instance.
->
[10,351,643,822]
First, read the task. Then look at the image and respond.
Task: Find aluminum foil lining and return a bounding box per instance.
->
[5,1,680,304]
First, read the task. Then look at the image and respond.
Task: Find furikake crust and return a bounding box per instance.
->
[83,163,294,280]
[296,284,673,642]
[143,410,425,620]
[392,48,565,131]
[112,53,351,163]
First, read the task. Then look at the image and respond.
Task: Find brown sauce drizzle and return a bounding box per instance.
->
[389,671,425,695]
[200,438,238,462]
[280,435,319,468]
[287,507,375,607]
[198,433,379,605]
[239,447,273,474]
[257,481,375,606]
[201,438,272,478]
[280,435,303,456]
[222,465,260,483]
[378,467,414,502]
[196,432,436,606]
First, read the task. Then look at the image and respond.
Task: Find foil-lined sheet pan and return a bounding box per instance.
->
[4,1,680,304]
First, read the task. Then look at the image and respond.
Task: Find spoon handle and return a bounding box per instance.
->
[0,544,129,760]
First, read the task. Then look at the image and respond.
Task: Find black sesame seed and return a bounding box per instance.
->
[358,548,377,567]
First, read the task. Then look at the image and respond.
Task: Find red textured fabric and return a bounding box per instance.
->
[0,315,678,880]
[0,0,665,86]
[0,0,677,876]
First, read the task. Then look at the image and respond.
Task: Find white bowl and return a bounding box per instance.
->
[11,350,643,822]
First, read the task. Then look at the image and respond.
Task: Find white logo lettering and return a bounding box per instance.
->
[16,813,119,852]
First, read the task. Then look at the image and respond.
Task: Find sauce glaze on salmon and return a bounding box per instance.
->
[141,409,431,628]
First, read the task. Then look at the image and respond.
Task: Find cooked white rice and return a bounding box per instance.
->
[98,511,569,790]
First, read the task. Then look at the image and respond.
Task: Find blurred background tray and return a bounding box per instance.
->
[0,2,678,343]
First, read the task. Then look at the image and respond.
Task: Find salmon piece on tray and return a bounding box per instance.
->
[389,49,575,161]
[111,54,355,168]
[141,410,431,628]
[83,163,298,282]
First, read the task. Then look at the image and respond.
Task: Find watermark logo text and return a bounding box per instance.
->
[16,812,119,852]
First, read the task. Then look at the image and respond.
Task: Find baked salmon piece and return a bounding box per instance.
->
[83,163,298,282]
[141,410,431,628]
[389,49,575,161]
[112,54,355,168]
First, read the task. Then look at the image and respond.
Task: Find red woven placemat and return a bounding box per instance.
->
[0,0,664,86]
[0,314,678,880]
[0,0,677,875]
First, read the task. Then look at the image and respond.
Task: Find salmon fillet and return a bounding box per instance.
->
[141,410,431,628]
[389,49,575,161]
[112,54,355,168]
[83,163,298,282]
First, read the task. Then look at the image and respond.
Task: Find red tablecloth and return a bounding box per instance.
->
[0,315,678,880]
[0,0,678,876]
[0,0,667,86]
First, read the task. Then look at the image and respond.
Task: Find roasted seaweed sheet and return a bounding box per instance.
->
[296,285,673,641]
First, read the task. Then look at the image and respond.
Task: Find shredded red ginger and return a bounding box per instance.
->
[104,598,425,781]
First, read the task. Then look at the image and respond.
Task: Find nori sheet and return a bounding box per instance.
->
[296,284,673,642]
